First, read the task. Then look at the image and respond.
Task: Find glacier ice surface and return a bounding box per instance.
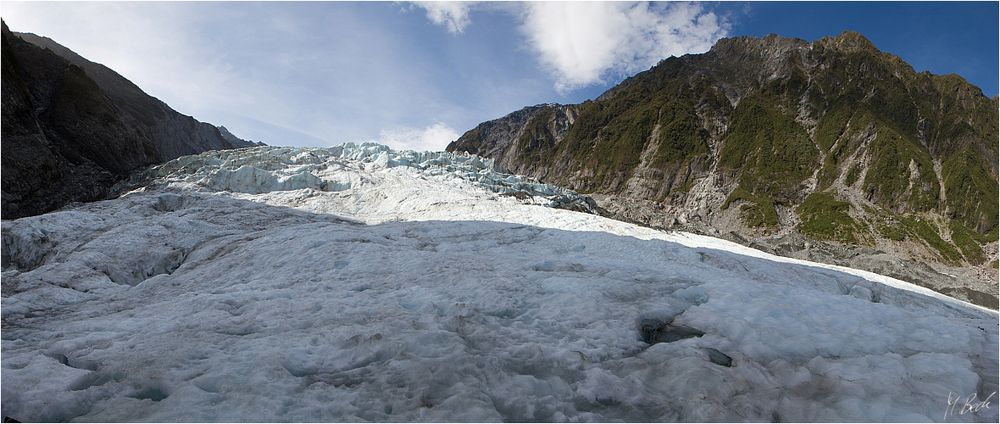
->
[1,144,997,422]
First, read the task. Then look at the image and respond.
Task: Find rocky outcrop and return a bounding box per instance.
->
[218,125,264,147]
[454,104,579,179]
[1,22,255,219]
[448,32,999,308]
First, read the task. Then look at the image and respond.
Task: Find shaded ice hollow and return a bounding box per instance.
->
[1,144,997,422]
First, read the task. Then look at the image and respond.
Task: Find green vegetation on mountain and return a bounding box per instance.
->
[584,101,658,190]
[876,220,908,242]
[651,99,710,169]
[722,187,778,228]
[516,106,557,163]
[862,125,938,212]
[815,103,854,152]
[447,31,999,282]
[844,165,861,187]
[719,93,817,205]
[901,217,963,265]
[950,221,987,265]
[942,145,999,232]
[797,193,861,243]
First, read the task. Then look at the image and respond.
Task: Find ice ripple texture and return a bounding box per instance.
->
[1,144,997,422]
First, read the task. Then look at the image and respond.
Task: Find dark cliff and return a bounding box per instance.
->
[1,22,254,218]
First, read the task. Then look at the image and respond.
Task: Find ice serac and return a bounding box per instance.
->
[116,143,601,215]
[2,144,997,422]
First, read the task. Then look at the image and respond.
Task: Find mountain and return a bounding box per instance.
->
[218,125,265,147]
[2,144,996,422]
[447,32,1000,308]
[0,22,255,219]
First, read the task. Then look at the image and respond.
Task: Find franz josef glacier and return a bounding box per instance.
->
[1,144,997,422]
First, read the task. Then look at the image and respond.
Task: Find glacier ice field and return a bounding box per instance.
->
[1,144,997,422]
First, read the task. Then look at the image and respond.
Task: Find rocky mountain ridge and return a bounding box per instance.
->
[1,22,255,219]
[448,32,1000,308]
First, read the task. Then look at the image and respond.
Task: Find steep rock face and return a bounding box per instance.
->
[457,103,579,180]
[12,30,259,160]
[0,23,254,219]
[448,32,999,307]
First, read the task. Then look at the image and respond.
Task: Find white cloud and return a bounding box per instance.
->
[377,122,460,152]
[415,1,730,93]
[1,2,467,148]
[413,1,472,34]
[522,2,729,93]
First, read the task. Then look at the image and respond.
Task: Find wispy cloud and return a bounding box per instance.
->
[414,1,730,93]
[412,1,473,34]
[377,122,460,152]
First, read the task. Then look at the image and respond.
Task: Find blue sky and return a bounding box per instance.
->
[2,2,996,150]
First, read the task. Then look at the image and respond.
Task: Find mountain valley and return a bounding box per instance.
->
[1,20,998,423]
